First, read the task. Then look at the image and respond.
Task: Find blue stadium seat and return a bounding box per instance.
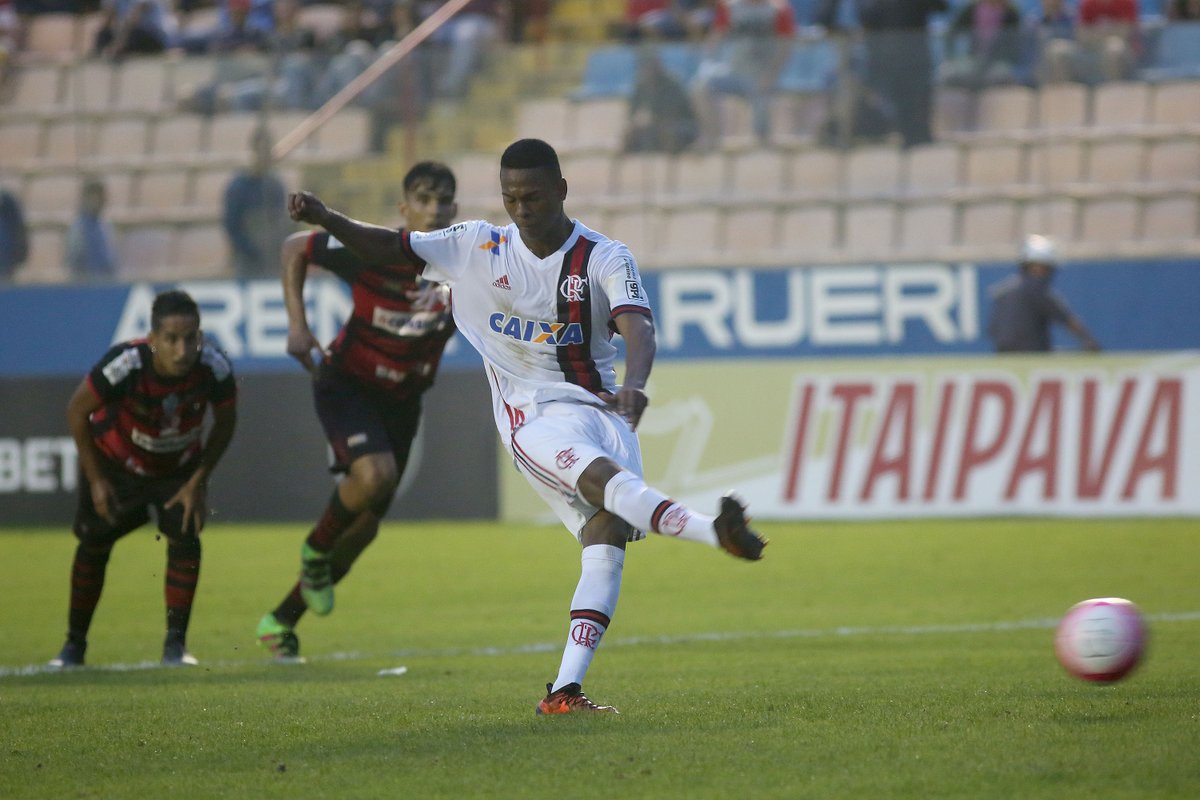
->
[1141,23,1200,81]
[776,40,838,94]
[657,43,703,84]
[574,45,638,99]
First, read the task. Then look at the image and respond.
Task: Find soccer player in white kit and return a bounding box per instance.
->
[288,138,766,714]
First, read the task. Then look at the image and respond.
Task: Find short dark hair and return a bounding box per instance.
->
[151,290,200,331]
[403,161,456,195]
[500,139,562,179]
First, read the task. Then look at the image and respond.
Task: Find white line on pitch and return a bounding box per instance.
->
[4,610,1198,679]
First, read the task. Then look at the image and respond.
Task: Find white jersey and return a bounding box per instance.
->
[403,218,653,436]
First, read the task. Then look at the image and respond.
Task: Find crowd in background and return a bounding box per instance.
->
[0,0,1198,283]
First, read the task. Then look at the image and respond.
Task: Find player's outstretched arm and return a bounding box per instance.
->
[287,191,412,265]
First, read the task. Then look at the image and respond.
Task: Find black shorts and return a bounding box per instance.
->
[74,460,200,546]
[313,364,422,475]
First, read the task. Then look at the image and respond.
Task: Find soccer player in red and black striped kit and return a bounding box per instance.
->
[255,162,458,659]
[50,290,237,668]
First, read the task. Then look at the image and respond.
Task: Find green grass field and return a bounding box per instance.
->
[1,518,1197,799]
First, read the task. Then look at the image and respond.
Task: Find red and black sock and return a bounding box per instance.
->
[275,513,380,626]
[164,540,201,642]
[67,543,112,645]
[304,489,356,553]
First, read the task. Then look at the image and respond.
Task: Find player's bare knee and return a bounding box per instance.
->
[581,510,631,548]
[349,454,400,500]
[577,458,622,508]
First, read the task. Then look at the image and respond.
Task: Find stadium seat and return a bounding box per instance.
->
[568,98,627,153]
[191,168,233,212]
[974,85,1035,134]
[62,61,117,114]
[1140,23,1200,82]
[516,98,572,143]
[769,93,826,146]
[903,143,962,197]
[117,225,176,278]
[1036,83,1088,132]
[667,151,729,203]
[101,172,137,218]
[1149,81,1200,130]
[8,64,65,112]
[149,116,208,162]
[20,227,69,285]
[605,207,655,261]
[612,152,672,203]
[313,109,371,158]
[1020,197,1078,243]
[296,3,346,42]
[573,45,638,99]
[136,170,192,214]
[23,13,79,58]
[1091,82,1151,131]
[933,86,974,137]
[722,206,780,259]
[560,153,616,203]
[1145,137,1200,184]
[897,200,956,260]
[448,152,498,206]
[27,173,81,221]
[778,204,838,257]
[0,120,44,164]
[1141,193,1200,242]
[963,142,1027,193]
[844,145,903,199]
[206,113,261,160]
[167,56,219,106]
[92,118,150,166]
[175,224,231,278]
[729,148,790,202]
[1078,197,1139,245]
[41,119,94,166]
[658,207,722,266]
[789,148,842,198]
[842,201,897,260]
[1027,141,1086,189]
[114,57,169,113]
[959,199,1019,249]
[1085,139,1146,186]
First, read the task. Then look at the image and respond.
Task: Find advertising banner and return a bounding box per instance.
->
[0,371,497,524]
[2,259,1198,378]
[500,353,1199,521]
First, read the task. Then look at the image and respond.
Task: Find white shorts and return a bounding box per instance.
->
[506,401,645,541]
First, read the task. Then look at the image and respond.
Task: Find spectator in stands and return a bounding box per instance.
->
[855,0,947,148]
[222,126,291,278]
[66,177,119,281]
[178,0,271,54]
[691,0,796,149]
[940,0,1023,90]
[94,0,173,59]
[1035,0,1081,84]
[0,185,28,281]
[623,1,701,40]
[1076,0,1140,82]
[987,234,1100,353]
[1166,0,1200,18]
[430,0,504,99]
[623,49,699,153]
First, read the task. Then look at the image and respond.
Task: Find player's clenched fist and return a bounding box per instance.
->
[288,192,328,225]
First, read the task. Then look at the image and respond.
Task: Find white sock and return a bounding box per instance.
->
[551,544,624,692]
[603,470,719,547]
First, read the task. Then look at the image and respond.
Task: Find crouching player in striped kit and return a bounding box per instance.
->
[50,290,237,668]
[255,162,459,659]
[288,139,766,713]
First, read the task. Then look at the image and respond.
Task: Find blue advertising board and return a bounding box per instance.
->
[2,259,1197,377]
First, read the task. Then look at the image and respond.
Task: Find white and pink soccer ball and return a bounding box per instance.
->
[1055,597,1146,683]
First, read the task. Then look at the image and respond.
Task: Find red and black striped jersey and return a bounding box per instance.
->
[86,339,237,477]
[307,231,455,399]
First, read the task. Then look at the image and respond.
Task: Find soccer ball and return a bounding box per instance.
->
[1054,597,1146,683]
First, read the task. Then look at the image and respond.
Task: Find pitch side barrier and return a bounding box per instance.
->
[1,260,1196,522]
